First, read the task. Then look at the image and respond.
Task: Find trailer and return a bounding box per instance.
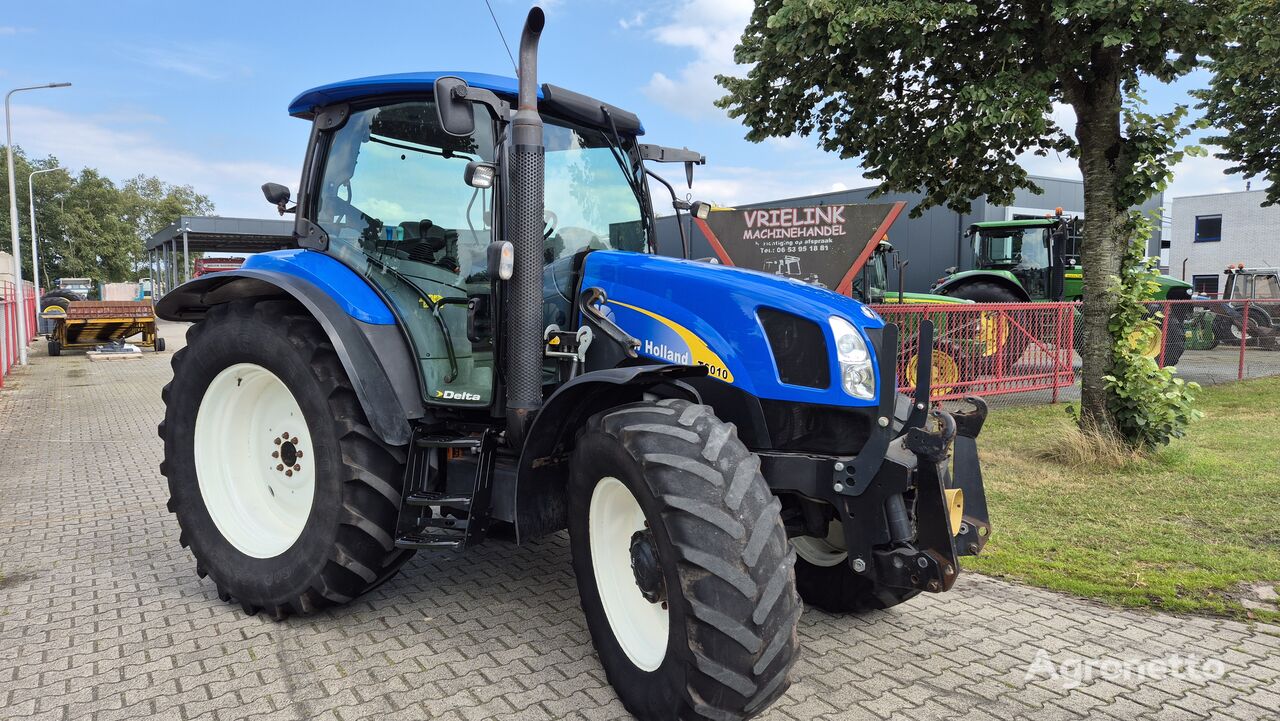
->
[42,300,165,356]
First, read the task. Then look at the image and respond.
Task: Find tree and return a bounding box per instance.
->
[0,145,213,285]
[717,1,1257,438]
[1197,0,1280,206]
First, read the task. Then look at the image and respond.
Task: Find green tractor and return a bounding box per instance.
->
[155,10,990,720]
[854,241,985,395]
[932,212,1192,365]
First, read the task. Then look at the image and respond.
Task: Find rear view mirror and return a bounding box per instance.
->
[262,182,293,215]
[435,76,475,137]
[262,182,290,205]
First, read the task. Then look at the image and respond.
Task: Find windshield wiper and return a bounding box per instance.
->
[598,108,652,248]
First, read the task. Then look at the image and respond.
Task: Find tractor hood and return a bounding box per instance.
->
[580,251,885,407]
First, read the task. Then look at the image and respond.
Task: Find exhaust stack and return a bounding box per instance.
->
[505,7,546,446]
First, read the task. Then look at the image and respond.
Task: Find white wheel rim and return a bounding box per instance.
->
[195,363,316,559]
[589,476,669,671]
[793,520,848,567]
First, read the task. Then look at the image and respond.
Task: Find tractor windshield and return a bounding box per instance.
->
[540,118,648,260]
[852,249,888,302]
[973,227,1050,271]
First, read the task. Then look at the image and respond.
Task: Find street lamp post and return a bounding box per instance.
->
[28,166,65,301]
[6,82,71,365]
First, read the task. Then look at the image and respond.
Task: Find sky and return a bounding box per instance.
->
[0,0,1250,224]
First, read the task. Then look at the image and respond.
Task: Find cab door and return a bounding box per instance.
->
[310,99,500,407]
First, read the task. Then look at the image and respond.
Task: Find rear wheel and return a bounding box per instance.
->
[155,337,166,352]
[944,281,1032,370]
[47,340,61,357]
[1225,314,1269,347]
[904,344,962,398]
[39,295,71,315]
[159,299,413,619]
[793,520,919,613]
[568,399,800,721]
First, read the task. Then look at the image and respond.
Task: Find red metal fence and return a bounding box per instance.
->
[1,280,38,387]
[872,298,1280,407]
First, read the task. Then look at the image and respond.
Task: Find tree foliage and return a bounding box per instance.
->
[0,145,213,285]
[1197,0,1280,205]
[718,0,1252,443]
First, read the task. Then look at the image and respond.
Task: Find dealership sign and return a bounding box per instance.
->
[692,201,905,295]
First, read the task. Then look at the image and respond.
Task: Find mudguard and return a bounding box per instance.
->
[156,253,423,446]
[512,364,705,542]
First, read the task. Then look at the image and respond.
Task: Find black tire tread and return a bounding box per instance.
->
[160,299,412,620]
[589,399,800,719]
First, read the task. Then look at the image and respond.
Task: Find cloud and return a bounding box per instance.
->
[0,26,33,35]
[13,105,299,220]
[665,161,870,210]
[641,0,753,119]
[1167,150,1244,199]
[1015,101,1245,204]
[618,11,646,30]
[121,42,252,82]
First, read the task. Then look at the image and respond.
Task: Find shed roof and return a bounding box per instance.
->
[145,216,294,254]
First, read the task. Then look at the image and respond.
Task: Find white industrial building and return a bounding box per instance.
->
[1169,189,1280,297]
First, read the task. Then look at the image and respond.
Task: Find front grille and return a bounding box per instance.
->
[758,307,830,389]
[759,399,872,455]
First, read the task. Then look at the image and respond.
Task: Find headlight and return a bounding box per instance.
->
[829,316,875,400]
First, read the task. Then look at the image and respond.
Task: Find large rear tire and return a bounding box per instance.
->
[159,299,413,619]
[39,295,71,315]
[45,289,84,302]
[568,399,800,720]
[944,281,1032,372]
[793,520,920,613]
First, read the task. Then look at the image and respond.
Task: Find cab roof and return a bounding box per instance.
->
[970,218,1061,230]
[288,71,643,134]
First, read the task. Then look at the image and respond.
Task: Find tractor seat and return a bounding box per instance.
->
[399,219,459,272]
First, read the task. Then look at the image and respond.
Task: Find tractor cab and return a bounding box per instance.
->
[1224,265,1280,309]
[279,73,675,409]
[966,216,1070,301]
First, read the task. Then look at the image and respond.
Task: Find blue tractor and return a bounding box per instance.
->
[157,10,990,720]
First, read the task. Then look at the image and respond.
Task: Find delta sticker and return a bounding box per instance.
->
[607,300,735,383]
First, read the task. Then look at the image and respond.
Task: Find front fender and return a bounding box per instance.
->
[156,255,423,446]
[512,364,705,541]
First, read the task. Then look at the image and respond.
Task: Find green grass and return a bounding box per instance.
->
[966,377,1280,622]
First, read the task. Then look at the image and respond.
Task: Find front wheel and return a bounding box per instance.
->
[793,520,919,613]
[568,399,800,721]
[160,299,413,619]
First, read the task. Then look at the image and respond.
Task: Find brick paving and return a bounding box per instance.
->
[1,320,1278,721]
